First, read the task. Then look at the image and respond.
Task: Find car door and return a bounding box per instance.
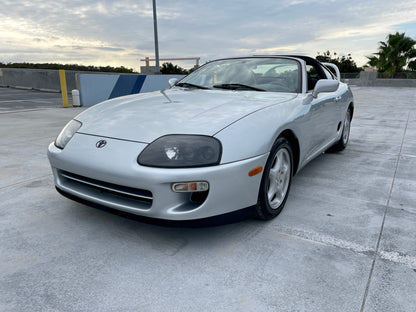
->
[303,63,340,159]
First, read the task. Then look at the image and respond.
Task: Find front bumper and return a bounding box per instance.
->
[48,133,268,220]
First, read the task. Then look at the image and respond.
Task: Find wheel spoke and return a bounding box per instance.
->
[282,174,290,193]
[268,187,276,202]
[268,176,277,194]
[277,188,284,202]
[273,156,281,171]
[281,162,288,175]
[269,166,279,181]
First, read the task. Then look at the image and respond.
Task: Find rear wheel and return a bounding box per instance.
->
[256,137,293,220]
[328,108,352,152]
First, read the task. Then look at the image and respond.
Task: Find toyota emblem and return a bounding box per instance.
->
[96,140,107,148]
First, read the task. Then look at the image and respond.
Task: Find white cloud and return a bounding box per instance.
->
[1,0,416,70]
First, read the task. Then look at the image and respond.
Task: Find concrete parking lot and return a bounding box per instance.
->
[1,86,415,312]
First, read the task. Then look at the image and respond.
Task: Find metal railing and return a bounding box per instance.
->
[376,72,416,79]
[341,73,360,79]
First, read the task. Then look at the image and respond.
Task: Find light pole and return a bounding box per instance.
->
[152,0,160,73]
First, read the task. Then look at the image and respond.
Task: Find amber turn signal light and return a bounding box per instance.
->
[248,166,263,177]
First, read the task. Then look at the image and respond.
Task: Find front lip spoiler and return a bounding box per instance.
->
[56,187,256,227]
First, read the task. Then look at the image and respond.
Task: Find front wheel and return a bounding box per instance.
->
[256,137,293,220]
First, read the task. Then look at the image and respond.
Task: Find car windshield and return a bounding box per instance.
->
[177,58,300,93]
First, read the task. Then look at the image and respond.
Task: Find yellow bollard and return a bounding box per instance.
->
[59,69,70,108]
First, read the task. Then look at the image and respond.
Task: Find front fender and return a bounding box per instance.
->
[215,98,306,164]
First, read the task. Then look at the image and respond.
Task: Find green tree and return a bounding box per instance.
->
[316,51,362,73]
[160,62,188,75]
[367,32,416,77]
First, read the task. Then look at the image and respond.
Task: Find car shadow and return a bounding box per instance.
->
[90,203,257,228]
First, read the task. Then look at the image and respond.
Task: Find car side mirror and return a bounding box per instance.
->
[168,78,178,88]
[312,79,339,98]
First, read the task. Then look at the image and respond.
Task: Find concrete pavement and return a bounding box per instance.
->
[0,86,415,311]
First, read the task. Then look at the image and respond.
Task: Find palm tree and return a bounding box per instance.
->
[367,32,416,77]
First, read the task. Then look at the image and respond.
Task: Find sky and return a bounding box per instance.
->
[1,0,416,72]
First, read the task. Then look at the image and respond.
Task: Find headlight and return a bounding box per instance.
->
[138,135,222,168]
[55,119,82,149]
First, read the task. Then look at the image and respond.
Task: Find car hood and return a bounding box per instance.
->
[76,89,297,143]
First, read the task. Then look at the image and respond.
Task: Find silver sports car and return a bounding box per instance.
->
[48,56,353,221]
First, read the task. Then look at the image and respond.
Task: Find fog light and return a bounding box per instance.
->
[172,181,209,193]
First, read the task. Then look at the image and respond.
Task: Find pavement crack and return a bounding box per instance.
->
[359,110,411,312]
[0,174,53,191]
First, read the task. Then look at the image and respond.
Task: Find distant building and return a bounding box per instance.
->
[140,66,159,75]
[364,66,375,72]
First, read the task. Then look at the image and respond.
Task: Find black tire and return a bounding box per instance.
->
[256,137,293,220]
[328,108,352,152]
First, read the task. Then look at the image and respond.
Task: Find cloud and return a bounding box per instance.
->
[1,0,416,70]
[93,46,126,52]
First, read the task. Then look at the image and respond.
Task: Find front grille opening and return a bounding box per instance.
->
[58,170,153,207]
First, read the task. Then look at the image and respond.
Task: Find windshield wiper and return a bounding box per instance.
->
[175,82,209,89]
[213,83,265,91]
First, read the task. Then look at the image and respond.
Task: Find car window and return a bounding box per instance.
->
[321,66,335,79]
[306,64,327,91]
[178,58,301,93]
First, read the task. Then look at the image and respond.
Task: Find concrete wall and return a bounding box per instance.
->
[78,73,185,106]
[346,71,416,87]
[0,68,78,92]
[0,68,185,107]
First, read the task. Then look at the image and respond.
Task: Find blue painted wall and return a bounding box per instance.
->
[79,74,185,106]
